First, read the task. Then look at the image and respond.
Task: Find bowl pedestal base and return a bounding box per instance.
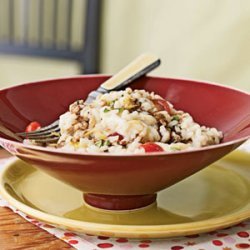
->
[83,193,157,211]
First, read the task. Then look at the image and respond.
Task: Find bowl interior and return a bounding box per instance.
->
[0,76,249,208]
[0,75,249,143]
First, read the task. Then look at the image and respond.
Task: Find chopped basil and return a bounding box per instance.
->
[109,100,116,107]
[95,139,111,147]
[95,140,104,147]
[104,140,111,146]
[118,108,124,113]
[172,115,180,121]
[104,108,110,113]
[171,145,181,151]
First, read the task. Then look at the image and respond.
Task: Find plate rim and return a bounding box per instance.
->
[0,154,249,238]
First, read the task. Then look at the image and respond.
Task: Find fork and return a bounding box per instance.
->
[16,54,161,144]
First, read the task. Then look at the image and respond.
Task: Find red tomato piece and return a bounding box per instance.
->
[108,132,124,142]
[25,121,41,132]
[141,142,164,152]
[153,99,171,113]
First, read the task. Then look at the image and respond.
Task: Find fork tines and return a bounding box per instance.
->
[17,120,60,143]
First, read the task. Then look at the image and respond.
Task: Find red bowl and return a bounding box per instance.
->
[0,75,249,210]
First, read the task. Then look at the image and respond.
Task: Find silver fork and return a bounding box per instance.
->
[16,54,161,144]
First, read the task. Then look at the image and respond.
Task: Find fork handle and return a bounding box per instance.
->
[86,54,160,102]
[101,53,160,90]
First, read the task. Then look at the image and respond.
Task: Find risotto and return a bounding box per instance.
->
[55,88,222,154]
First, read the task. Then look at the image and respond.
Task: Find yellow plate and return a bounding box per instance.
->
[0,151,249,239]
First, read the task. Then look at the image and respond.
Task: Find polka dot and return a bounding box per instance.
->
[171,246,184,250]
[186,234,199,238]
[97,243,114,248]
[235,243,250,249]
[64,232,76,237]
[43,224,55,228]
[208,231,218,235]
[98,236,110,240]
[237,231,249,238]
[236,223,247,227]
[139,243,150,248]
[116,238,128,243]
[216,233,228,237]
[68,240,79,245]
[212,240,223,246]
[26,215,33,219]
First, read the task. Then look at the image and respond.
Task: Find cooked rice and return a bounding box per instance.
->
[54,88,223,154]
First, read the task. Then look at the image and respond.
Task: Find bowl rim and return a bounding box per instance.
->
[0,75,249,158]
[0,136,249,158]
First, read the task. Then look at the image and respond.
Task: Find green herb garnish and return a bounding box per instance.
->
[104,140,111,146]
[95,140,104,147]
[104,108,110,113]
[108,100,116,108]
[172,115,180,121]
[118,108,124,113]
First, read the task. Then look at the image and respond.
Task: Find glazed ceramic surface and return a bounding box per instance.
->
[0,151,249,238]
[0,76,249,209]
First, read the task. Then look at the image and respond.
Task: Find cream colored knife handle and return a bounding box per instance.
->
[85,54,160,103]
[101,54,160,90]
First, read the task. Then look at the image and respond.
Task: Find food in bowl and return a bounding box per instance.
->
[24,88,223,153]
[35,87,222,154]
